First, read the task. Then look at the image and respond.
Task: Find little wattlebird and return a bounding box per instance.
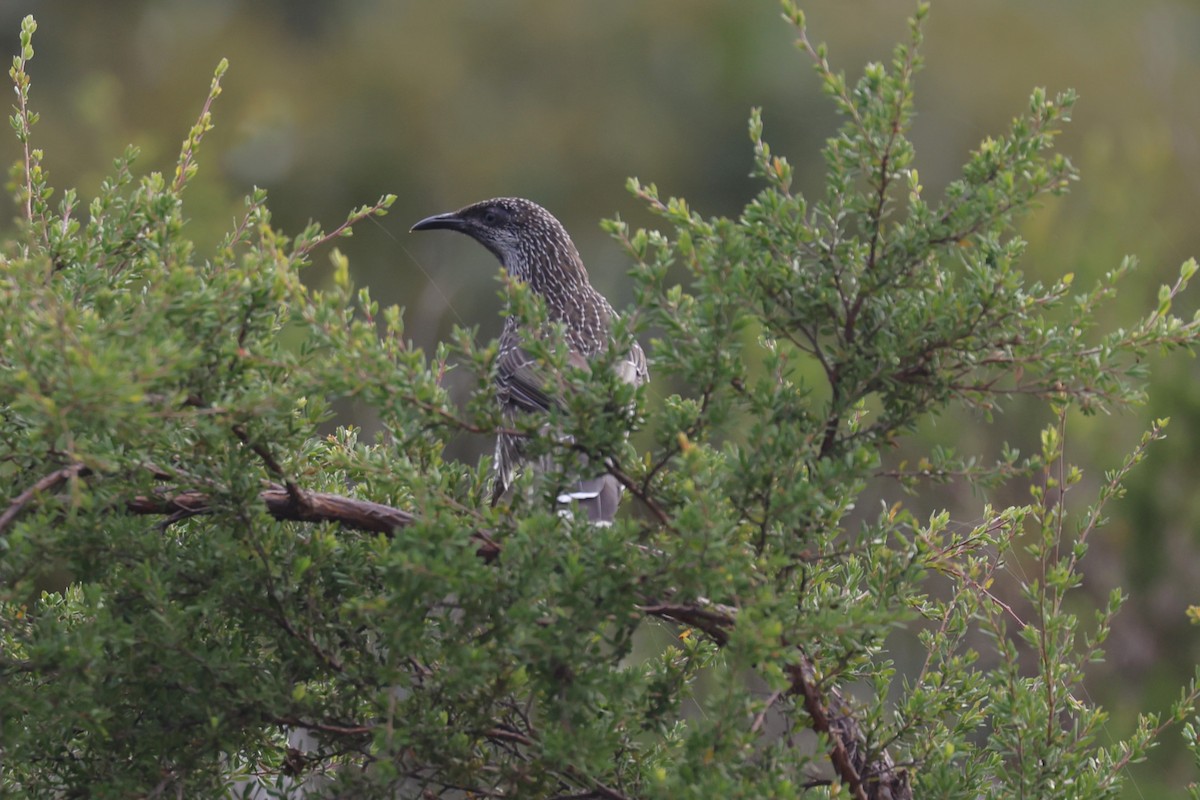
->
[411,197,647,525]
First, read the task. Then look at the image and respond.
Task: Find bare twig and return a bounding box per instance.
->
[750,690,784,734]
[0,462,89,534]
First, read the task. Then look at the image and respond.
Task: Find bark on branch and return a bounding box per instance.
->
[123,487,501,561]
[789,656,911,800]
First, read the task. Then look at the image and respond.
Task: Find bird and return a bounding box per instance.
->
[411,197,647,525]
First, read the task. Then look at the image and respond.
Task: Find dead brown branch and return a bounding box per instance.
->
[123,487,501,561]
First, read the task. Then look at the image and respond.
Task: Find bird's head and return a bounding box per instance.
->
[411,197,585,285]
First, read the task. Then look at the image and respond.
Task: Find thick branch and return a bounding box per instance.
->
[636,600,735,646]
[124,488,501,561]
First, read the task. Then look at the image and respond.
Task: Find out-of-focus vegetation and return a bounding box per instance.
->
[3,2,1199,795]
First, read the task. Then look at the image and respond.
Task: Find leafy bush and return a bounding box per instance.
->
[3,6,1199,798]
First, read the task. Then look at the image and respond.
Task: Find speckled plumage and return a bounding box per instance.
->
[412,197,648,524]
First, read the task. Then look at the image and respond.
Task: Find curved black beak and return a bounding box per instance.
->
[410,211,464,233]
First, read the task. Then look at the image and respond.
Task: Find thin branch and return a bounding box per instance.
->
[233,423,304,509]
[750,690,784,734]
[603,457,672,527]
[484,727,535,747]
[560,766,635,800]
[292,195,395,259]
[173,59,227,194]
[0,462,89,534]
[639,383,712,496]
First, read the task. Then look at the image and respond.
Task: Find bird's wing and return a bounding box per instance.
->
[496,345,590,415]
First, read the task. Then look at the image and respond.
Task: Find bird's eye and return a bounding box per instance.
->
[482,207,506,226]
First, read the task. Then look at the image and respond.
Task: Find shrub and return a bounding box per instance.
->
[3,6,1199,798]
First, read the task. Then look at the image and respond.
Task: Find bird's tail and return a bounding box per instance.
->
[494,430,626,525]
[556,473,624,526]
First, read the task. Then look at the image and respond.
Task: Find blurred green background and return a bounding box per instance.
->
[4,1,1200,794]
